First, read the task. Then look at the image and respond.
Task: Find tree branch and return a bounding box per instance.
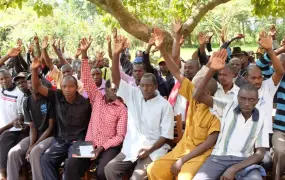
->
[181,0,231,38]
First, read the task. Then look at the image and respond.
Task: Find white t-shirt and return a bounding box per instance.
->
[0,86,24,129]
[257,77,279,133]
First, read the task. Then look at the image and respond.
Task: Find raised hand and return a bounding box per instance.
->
[269,25,277,37]
[209,49,228,71]
[258,31,272,51]
[114,35,127,55]
[152,27,165,49]
[198,32,206,45]
[80,36,93,52]
[112,28,118,40]
[148,36,155,46]
[75,48,81,58]
[7,46,22,57]
[42,36,49,49]
[31,56,41,70]
[173,19,182,34]
[96,50,106,61]
[17,38,23,47]
[51,38,56,47]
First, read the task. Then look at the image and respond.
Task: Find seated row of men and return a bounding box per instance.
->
[0,29,284,180]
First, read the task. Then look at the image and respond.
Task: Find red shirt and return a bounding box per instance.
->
[82,59,128,150]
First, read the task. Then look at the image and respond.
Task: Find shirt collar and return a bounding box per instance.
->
[233,106,259,122]
[218,83,239,94]
[60,92,85,104]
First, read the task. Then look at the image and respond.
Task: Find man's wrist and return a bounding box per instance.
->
[81,51,88,59]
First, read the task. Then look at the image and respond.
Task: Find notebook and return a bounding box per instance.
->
[71,141,95,158]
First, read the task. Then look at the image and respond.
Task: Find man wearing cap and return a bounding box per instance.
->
[13,72,31,98]
[6,74,55,180]
[0,69,27,180]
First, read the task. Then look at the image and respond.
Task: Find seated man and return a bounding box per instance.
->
[31,57,91,180]
[104,35,174,180]
[147,28,220,180]
[7,74,55,180]
[63,37,127,180]
[0,69,26,180]
[193,49,269,180]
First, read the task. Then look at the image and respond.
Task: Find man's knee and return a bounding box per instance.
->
[7,148,19,160]
[104,161,114,175]
[29,146,42,162]
[65,158,77,172]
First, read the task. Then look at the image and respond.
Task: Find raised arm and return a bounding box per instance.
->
[112,35,127,87]
[80,37,102,104]
[153,28,184,83]
[258,31,284,85]
[41,36,54,71]
[0,46,21,66]
[106,35,113,60]
[198,32,209,65]
[172,19,183,68]
[193,49,228,108]
[34,34,41,57]
[52,39,69,65]
[31,57,48,97]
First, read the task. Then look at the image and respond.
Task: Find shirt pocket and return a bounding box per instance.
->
[193,126,208,145]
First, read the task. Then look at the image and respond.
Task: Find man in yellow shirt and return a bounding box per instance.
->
[147,28,221,180]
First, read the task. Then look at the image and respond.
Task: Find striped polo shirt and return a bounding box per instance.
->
[211,97,269,157]
[256,54,285,133]
[0,86,24,129]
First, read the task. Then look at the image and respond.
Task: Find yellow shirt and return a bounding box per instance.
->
[164,78,220,162]
[50,66,84,96]
[101,67,111,81]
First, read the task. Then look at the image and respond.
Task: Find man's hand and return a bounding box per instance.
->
[220,166,237,180]
[209,49,228,71]
[152,27,165,50]
[75,48,81,58]
[96,50,106,61]
[112,28,118,40]
[171,158,184,176]
[198,32,207,45]
[31,56,41,70]
[42,36,49,50]
[17,38,23,47]
[137,148,151,159]
[91,146,104,161]
[114,35,127,55]
[7,46,22,57]
[258,31,273,51]
[25,146,34,161]
[13,119,23,129]
[269,25,277,40]
[80,36,93,52]
[148,36,155,46]
[173,19,182,34]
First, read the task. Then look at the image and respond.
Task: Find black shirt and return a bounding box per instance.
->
[47,89,91,141]
[23,95,55,135]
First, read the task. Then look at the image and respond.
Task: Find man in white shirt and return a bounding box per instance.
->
[105,36,174,180]
[193,49,269,180]
[0,69,26,180]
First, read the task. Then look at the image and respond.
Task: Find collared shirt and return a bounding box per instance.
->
[211,97,269,157]
[50,66,85,96]
[118,80,174,162]
[46,89,91,141]
[215,83,239,101]
[163,78,220,162]
[257,77,279,133]
[0,86,24,129]
[82,59,128,150]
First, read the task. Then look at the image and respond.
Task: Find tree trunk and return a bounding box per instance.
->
[88,0,231,50]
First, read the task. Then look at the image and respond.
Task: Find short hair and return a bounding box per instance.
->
[0,69,11,77]
[244,65,261,77]
[61,64,73,71]
[62,75,78,87]
[206,78,218,96]
[238,84,258,98]
[222,64,235,74]
[133,62,145,69]
[185,59,200,69]
[142,73,157,86]
[91,67,102,73]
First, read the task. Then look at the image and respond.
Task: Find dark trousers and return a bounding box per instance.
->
[41,139,74,180]
[64,145,121,180]
[0,130,28,169]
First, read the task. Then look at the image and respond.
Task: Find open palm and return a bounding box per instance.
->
[153,28,165,49]
[8,47,21,57]
[42,36,49,49]
[114,35,126,54]
[209,49,228,71]
[80,37,93,51]
[258,31,272,50]
[31,57,41,70]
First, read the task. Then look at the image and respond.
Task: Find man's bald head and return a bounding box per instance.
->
[184,59,200,80]
[195,77,218,96]
[244,65,262,77]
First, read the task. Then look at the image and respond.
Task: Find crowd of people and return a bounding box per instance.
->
[0,21,284,180]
